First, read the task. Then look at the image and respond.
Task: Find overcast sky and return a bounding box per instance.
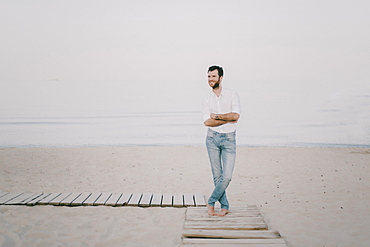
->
[1,0,369,85]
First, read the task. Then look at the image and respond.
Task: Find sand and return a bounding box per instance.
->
[0,146,369,246]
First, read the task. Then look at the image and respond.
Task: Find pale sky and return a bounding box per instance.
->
[1,0,369,84]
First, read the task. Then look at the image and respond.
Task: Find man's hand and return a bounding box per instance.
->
[210,113,219,120]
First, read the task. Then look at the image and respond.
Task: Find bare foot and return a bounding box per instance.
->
[207,205,217,216]
[218,208,229,216]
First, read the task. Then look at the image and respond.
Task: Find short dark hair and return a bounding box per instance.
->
[208,65,223,77]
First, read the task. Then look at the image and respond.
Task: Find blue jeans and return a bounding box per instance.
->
[206,129,236,210]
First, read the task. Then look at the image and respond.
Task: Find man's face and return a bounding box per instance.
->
[208,70,222,89]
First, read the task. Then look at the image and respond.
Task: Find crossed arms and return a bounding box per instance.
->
[204,112,240,127]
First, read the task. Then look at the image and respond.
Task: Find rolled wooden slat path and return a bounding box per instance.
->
[0,191,206,207]
[182,206,287,246]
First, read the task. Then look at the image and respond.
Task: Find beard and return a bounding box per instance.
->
[212,81,220,89]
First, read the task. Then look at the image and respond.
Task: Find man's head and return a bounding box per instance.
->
[207,65,223,90]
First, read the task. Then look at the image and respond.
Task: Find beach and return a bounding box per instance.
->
[0,146,369,246]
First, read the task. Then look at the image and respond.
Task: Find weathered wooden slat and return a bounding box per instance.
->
[182,244,286,247]
[186,208,261,217]
[184,222,267,228]
[116,193,132,206]
[161,193,173,207]
[194,193,206,206]
[186,210,261,215]
[70,192,91,206]
[37,193,62,205]
[49,193,72,206]
[150,193,162,207]
[0,191,9,198]
[105,193,122,206]
[127,193,142,206]
[184,217,265,224]
[182,238,287,245]
[94,193,112,206]
[182,229,281,239]
[0,192,23,204]
[188,206,259,212]
[184,223,268,230]
[182,243,287,247]
[173,194,184,207]
[59,192,82,206]
[23,193,46,205]
[5,193,41,205]
[83,193,102,206]
[184,193,195,207]
[26,193,50,206]
[139,193,152,207]
[186,212,262,219]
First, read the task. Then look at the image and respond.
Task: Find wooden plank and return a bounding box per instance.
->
[83,193,102,206]
[0,192,23,204]
[184,217,265,224]
[59,192,82,206]
[186,213,262,220]
[49,193,72,206]
[182,238,287,245]
[70,192,91,206]
[182,243,287,247]
[188,206,259,212]
[186,208,261,217]
[116,193,132,206]
[23,193,45,204]
[139,193,152,207]
[150,193,162,207]
[4,193,41,205]
[182,229,281,239]
[127,193,142,206]
[185,219,266,225]
[184,193,195,207]
[0,191,9,198]
[182,244,287,247]
[26,193,51,206]
[183,223,268,230]
[188,205,258,209]
[194,193,206,207]
[105,193,122,206]
[37,193,62,205]
[173,194,184,207]
[94,193,112,206]
[161,193,173,207]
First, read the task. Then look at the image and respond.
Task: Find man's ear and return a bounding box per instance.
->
[219,76,223,82]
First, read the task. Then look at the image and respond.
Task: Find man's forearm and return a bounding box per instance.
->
[204,112,239,127]
[211,112,240,122]
[204,118,230,127]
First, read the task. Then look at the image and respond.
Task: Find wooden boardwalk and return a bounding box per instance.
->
[0,191,206,207]
[182,206,287,246]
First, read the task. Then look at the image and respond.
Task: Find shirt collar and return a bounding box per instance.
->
[211,87,224,98]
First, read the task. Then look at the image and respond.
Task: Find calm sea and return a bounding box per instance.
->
[1,80,369,148]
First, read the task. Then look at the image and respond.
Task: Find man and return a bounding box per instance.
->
[202,65,241,216]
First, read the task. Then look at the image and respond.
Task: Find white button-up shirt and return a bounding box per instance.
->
[202,87,241,133]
